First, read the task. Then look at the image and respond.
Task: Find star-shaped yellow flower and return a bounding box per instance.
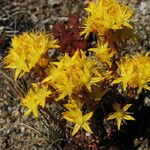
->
[21,83,51,118]
[107,103,135,130]
[89,42,115,67]
[62,100,93,136]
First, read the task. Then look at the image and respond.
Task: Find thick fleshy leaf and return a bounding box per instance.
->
[123,22,133,29]
[33,108,38,118]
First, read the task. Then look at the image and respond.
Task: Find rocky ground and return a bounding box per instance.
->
[0,0,150,149]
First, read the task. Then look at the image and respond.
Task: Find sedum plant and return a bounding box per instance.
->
[2,0,150,141]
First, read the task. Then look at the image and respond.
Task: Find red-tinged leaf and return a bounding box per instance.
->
[52,13,88,56]
[68,13,79,28]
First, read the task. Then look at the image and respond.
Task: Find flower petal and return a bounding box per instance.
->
[83,112,93,122]
[116,118,122,130]
[82,123,93,134]
[122,104,132,111]
[72,124,81,136]
[123,115,135,120]
[107,114,117,120]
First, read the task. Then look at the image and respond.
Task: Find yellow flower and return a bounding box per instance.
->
[112,55,135,91]
[4,32,59,79]
[133,52,150,93]
[113,52,150,94]
[43,50,104,100]
[107,103,135,130]
[62,100,93,136]
[89,42,115,67]
[64,99,83,110]
[21,83,51,118]
[4,50,29,79]
[81,0,133,38]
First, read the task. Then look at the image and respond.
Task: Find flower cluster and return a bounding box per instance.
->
[81,0,133,38]
[3,0,149,138]
[113,52,150,94]
[43,50,104,100]
[4,32,59,79]
[21,83,51,118]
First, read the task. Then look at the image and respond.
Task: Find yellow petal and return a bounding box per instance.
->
[83,112,93,122]
[107,114,117,120]
[123,22,133,29]
[15,69,21,80]
[24,109,32,117]
[123,115,135,120]
[112,78,123,84]
[63,115,74,123]
[143,85,150,91]
[116,118,122,130]
[56,91,68,101]
[90,77,103,84]
[33,108,38,118]
[72,124,81,136]
[122,104,132,112]
[82,122,93,134]
[42,76,52,83]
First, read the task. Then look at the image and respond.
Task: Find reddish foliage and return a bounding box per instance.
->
[52,13,87,56]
